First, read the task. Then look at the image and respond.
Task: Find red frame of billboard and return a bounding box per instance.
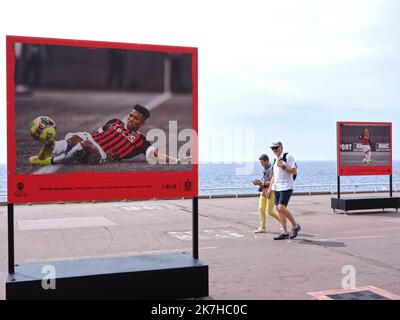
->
[7,35,198,203]
[337,121,392,176]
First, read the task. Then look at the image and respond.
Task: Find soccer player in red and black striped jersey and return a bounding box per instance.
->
[359,128,372,164]
[29,104,183,165]
[91,118,151,161]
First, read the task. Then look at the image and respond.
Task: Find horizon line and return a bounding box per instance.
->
[1,159,400,165]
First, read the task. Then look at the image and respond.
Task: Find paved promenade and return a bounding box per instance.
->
[1,193,399,300]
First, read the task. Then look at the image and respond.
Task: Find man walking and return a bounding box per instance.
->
[266,141,301,240]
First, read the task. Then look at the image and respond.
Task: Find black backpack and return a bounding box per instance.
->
[273,152,297,180]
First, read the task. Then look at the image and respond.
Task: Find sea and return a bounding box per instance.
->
[1,161,399,201]
[199,161,400,196]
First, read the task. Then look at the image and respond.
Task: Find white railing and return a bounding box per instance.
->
[0,182,399,201]
[199,182,400,198]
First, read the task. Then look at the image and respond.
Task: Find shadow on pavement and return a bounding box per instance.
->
[335,210,399,216]
[297,239,346,248]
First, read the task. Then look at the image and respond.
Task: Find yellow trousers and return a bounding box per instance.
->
[259,192,281,228]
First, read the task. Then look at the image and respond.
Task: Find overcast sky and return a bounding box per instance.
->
[0,0,399,163]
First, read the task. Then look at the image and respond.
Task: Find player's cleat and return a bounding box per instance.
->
[362,159,368,164]
[29,156,52,165]
[38,140,55,160]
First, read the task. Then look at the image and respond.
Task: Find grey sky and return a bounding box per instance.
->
[1,0,399,163]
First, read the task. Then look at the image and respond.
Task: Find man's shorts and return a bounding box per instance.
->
[274,189,293,207]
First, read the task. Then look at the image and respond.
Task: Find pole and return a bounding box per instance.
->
[336,123,341,200]
[390,174,393,197]
[8,203,15,274]
[192,197,199,259]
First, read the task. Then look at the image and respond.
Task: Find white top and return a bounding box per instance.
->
[272,153,296,192]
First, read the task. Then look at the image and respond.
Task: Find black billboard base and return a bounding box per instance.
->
[6,252,208,300]
[331,197,400,213]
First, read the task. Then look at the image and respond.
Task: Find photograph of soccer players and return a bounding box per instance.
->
[339,123,391,168]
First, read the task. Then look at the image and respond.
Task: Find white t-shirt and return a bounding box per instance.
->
[272,153,296,192]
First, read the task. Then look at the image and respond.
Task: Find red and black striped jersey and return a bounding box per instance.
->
[91,119,151,161]
[361,132,370,145]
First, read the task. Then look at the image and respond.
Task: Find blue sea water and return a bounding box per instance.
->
[1,161,399,201]
[199,161,400,196]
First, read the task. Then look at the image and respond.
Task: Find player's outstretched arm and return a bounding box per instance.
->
[150,148,191,164]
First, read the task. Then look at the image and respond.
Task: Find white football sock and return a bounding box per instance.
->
[53,140,68,157]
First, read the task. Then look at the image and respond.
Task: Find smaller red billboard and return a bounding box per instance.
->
[337,121,392,176]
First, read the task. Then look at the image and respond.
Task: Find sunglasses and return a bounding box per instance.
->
[271,146,280,151]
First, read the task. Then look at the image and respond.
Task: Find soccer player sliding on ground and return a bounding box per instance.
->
[29,104,190,166]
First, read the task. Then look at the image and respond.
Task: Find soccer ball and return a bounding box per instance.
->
[30,116,56,142]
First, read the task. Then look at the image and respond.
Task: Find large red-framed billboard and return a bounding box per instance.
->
[337,121,392,176]
[7,36,198,203]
